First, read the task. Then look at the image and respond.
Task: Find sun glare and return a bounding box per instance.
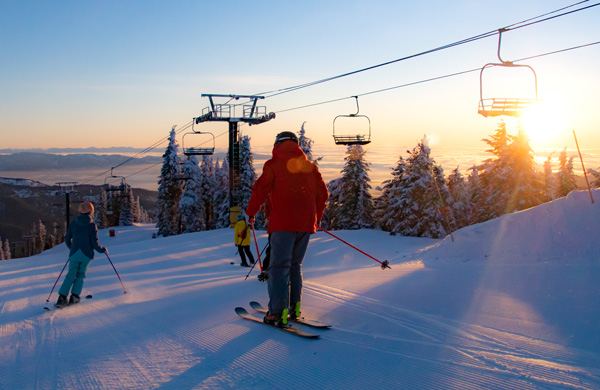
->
[520,98,569,148]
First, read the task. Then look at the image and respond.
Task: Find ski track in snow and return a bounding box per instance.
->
[2,199,599,390]
[302,282,600,390]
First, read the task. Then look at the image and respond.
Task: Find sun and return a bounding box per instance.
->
[519,98,569,148]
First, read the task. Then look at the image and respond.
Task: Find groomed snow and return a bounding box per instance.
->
[1,190,599,389]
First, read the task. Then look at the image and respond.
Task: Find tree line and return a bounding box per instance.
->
[153,120,591,240]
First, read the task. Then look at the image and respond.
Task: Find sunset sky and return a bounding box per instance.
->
[1,0,599,155]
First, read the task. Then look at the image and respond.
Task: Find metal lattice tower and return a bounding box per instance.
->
[195,94,275,225]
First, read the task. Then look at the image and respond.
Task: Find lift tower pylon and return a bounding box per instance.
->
[195,94,275,226]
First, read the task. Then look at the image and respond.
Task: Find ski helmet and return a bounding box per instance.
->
[274,131,299,146]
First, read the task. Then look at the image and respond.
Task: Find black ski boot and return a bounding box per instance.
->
[264,309,289,327]
[69,294,81,305]
[56,294,68,308]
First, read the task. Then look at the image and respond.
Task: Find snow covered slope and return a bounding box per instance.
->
[1,190,599,389]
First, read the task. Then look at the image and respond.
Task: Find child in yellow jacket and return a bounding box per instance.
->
[234,215,255,267]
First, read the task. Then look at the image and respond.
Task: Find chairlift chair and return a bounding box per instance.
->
[332,96,372,145]
[478,28,539,118]
[104,168,127,194]
[182,121,216,156]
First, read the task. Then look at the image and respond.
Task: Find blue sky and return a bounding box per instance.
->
[1,0,599,153]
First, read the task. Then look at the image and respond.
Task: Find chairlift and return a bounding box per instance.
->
[182,120,216,156]
[478,28,539,118]
[333,96,371,145]
[104,168,127,194]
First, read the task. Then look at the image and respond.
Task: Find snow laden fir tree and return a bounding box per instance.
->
[324,144,374,230]
[155,127,183,237]
[376,136,451,238]
[179,155,205,233]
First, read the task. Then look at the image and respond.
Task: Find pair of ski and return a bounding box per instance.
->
[235,301,330,339]
[43,295,93,311]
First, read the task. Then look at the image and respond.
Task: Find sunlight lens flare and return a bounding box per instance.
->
[520,98,569,148]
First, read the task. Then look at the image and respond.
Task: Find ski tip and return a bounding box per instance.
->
[235,307,249,315]
[85,294,93,299]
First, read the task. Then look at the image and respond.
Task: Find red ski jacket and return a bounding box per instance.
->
[246,141,328,234]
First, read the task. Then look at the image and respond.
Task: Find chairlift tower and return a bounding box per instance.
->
[195,94,275,225]
[55,182,78,227]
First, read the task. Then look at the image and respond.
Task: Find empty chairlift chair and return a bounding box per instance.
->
[478,28,539,118]
[333,96,372,146]
[182,121,216,156]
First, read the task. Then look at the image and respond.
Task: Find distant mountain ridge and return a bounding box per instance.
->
[0,152,162,171]
[0,147,147,154]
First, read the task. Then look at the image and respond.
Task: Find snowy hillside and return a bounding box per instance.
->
[1,190,599,389]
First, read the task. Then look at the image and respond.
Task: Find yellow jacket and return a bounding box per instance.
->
[234,220,251,246]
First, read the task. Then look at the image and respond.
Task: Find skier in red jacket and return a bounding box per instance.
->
[246,131,328,327]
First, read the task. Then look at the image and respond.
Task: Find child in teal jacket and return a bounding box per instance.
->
[56,201,107,307]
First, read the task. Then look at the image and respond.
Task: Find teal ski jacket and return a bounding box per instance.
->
[65,213,106,259]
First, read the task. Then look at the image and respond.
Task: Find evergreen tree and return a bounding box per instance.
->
[507,127,548,210]
[134,196,142,223]
[555,147,578,198]
[466,165,483,223]
[326,145,374,230]
[199,155,216,230]
[543,153,556,200]
[478,120,513,221]
[33,220,46,254]
[119,185,134,226]
[155,126,183,236]
[0,237,4,260]
[298,122,322,165]
[45,231,56,250]
[4,239,10,260]
[4,239,11,260]
[96,189,109,229]
[376,156,407,232]
[589,168,600,188]
[238,135,257,212]
[213,158,230,229]
[321,178,343,230]
[383,137,449,238]
[478,121,547,221]
[238,135,266,228]
[447,166,473,230]
[179,155,205,232]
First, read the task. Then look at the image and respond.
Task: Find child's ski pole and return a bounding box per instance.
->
[46,258,69,302]
[105,252,127,294]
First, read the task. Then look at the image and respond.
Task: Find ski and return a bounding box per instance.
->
[249,301,331,329]
[235,307,319,339]
[44,295,93,311]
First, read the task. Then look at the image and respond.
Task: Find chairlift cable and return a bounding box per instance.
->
[77,2,599,185]
[275,40,600,115]
[222,1,596,110]
[252,1,598,99]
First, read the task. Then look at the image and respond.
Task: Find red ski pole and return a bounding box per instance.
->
[250,220,268,282]
[105,252,127,294]
[317,226,391,269]
[46,258,69,302]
